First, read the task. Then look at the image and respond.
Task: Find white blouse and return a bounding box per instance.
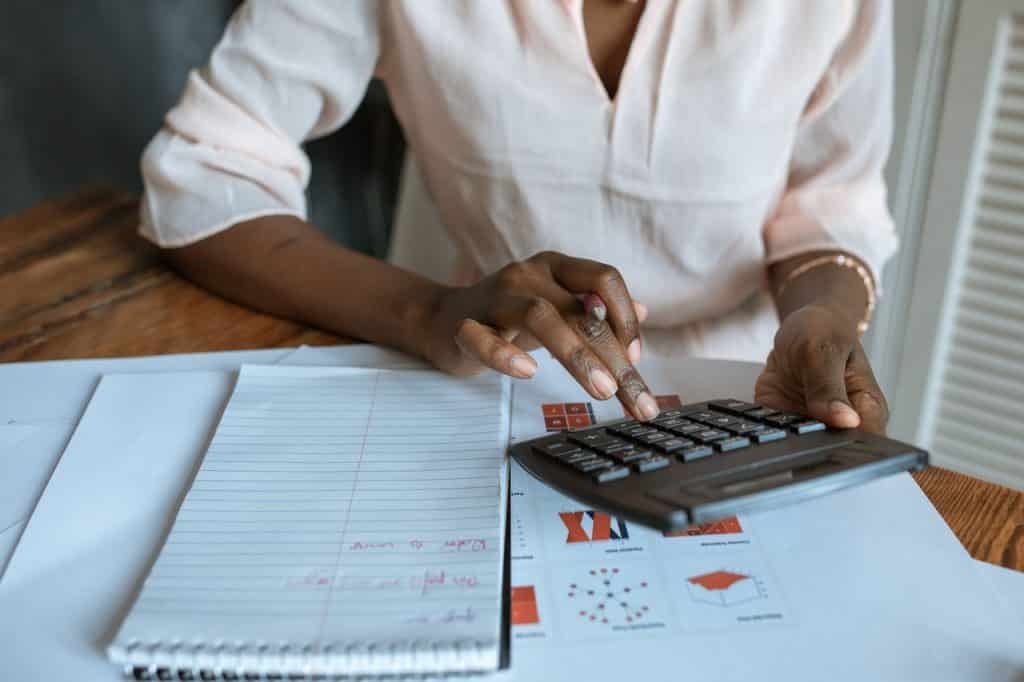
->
[140,0,897,362]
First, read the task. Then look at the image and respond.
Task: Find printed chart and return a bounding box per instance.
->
[511,585,541,625]
[666,554,790,630]
[567,567,651,627]
[559,511,631,544]
[686,570,764,606]
[663,516,743,538]
[541,402,596,431]
[658,514,753,555]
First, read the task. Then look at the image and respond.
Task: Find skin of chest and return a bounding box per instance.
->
[581,0,647,99]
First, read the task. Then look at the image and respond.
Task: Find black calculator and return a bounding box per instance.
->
[510,399,928,532]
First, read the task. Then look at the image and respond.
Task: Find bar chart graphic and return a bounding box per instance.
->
[663,516,743,538]
[511,585,541,625]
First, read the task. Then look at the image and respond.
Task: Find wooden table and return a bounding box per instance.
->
[3,187,1022,572]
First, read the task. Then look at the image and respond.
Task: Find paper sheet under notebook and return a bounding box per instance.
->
[107,365,510,677]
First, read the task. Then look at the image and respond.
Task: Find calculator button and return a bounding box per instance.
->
[726,420,764,434]
[657,409,687,419]
[569,432,616,448]
[592,466,631,484]
[692,429,730,443]
[651,413,684,425]
[608,422,640,436]
[653,437,693,453]
[764,414,802,427]
[677,445,715,462]
[745,407,779,419]
[751,428,787,444]
[700,414,743,429]
[688,411,720,423]
[593,440,633,455]
[636,431,670,445]
[792,420,826,434]
[533,441,582,459]
[575,458,614,473]
[668,422,703,436]
[715,436,751,452]
[633,456,671,473]
[708,399,760,415]
[565,451,600,465]
[609,448,654,464]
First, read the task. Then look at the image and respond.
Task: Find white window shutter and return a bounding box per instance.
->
[925,12,1024,489]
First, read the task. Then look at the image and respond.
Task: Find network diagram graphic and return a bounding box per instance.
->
[567,567,651,627]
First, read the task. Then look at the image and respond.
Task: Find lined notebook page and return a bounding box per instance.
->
[109,366,509,674]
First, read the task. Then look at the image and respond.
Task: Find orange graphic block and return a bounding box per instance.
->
[511,585,540,625]
[664,516,743,538]
[567,414,592,428]
[545,415,568,430]
[542,403,567,417]
[542,402,595,431]
[688,570,749,591]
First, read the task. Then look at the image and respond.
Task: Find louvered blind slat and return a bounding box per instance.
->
[954,327,1024,368]
[1000,70,1024,90]
[928,15,1024,489]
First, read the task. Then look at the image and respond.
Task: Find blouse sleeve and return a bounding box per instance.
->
[139,0,380,247]
[763,0,897,288]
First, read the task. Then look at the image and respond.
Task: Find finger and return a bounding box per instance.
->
[798,338,860,428]
[454,318,537,379]
[492,294,620,401]
[754,351,806,414]
[633,301,648,323]
[582,293,607,321]
[536,252,641,358]
[845,345,889,434]
[571,312,659,421]
[511,300,642,353]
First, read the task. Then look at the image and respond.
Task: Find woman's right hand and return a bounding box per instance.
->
[419,251,659,421]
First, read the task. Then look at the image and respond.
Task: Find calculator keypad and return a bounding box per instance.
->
[529,399,826,484]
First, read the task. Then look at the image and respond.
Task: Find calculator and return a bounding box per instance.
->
[510,399,928,532]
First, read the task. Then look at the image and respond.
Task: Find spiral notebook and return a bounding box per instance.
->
[107,365,511,678]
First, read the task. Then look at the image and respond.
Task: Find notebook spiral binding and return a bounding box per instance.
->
[108,639,497,680]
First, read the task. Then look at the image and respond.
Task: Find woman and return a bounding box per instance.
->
[142,0,894,431]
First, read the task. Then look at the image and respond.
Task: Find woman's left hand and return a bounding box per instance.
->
[754,304,889,434]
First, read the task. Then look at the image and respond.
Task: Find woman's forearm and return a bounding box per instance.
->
[769,251,871,332]
[162,215,444,357]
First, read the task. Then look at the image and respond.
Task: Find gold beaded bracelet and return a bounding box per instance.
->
[775,253,877,335]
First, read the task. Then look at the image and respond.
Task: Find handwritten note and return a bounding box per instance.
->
[109,365,509,673]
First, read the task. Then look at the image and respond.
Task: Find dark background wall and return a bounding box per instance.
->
[0,0,404,255]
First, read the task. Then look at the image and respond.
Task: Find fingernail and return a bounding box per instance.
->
[628,338,641,364]
[829,400,860,427]
[589,369,618,399]
[636,392,660,421]
[510,355,537,378]
[634,301,649,321]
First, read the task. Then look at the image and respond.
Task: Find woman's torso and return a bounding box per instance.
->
[378,1,857,359]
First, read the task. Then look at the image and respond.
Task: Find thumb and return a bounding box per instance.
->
[801,344,860,428]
